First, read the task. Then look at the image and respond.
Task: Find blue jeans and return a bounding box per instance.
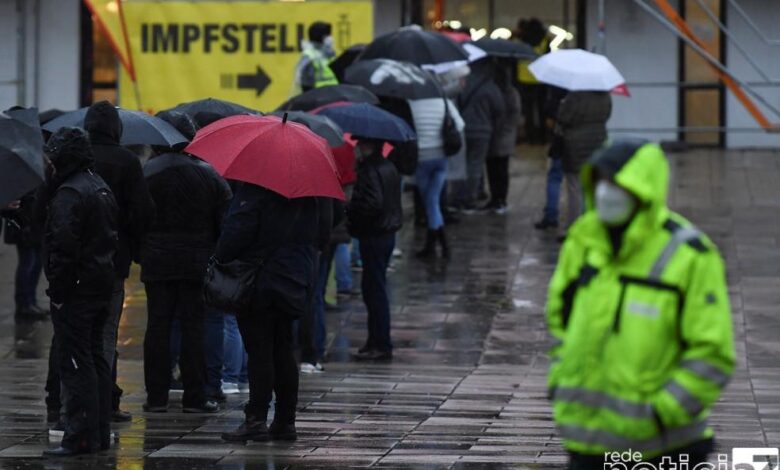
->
[334,243,352,291]
[203,309,224,396]
[415,158,448,229]
[359,234,395,353]
[543,158,563,223]
[14,245,42,309]
[222,315,247,384]
[351,238,361,265]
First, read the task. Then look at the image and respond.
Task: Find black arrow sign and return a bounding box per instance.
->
[237,66,271,97]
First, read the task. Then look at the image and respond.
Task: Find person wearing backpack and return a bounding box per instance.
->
[408,96,464,258]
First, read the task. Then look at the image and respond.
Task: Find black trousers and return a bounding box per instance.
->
[520,84,548,144]
[486,156,510,205]
[143,280,206,408]
[298,251,321,365]
[359,234,395,353]
[45,333,62,417]
[50,297,111,451]
[238,309,298,423]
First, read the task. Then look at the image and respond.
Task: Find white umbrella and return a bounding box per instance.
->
[528,49,629,95]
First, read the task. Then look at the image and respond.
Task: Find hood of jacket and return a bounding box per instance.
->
[571,139,671,258]
[84,100,122,144]
[45,126,94,187]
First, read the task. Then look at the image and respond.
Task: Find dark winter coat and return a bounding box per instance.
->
[458,62,505,140]
[84,101,155,279]
[489,85,522,158]
[140,153,232,283]
[557,91,612,173]
[215,184,330,318]
[42,127,119,302]
[545,87,569,159]
[347,154,402,239]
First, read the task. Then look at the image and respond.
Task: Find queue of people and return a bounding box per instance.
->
[0,17,734,468]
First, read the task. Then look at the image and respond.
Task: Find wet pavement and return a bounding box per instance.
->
[0,146,778,468]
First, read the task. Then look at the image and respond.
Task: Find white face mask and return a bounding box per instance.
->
[323,36,334,48]
[595,180,637,226]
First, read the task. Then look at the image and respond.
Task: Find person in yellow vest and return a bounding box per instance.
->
[546,139,735,469]
[516,18,550,144]
[294,21,339,93]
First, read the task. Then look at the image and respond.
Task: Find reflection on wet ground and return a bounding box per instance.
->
[0,148,778,468]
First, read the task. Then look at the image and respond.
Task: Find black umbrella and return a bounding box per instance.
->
[329,44,366,82]
[270,111,344,147]
[276,84,379,112]
[0,108,45,207]
[359,26,468,66]
[344,59,442,100]
[39,109,66,125]
[471,38,538,59]
[164,98,260,127]
[43,107,187,147]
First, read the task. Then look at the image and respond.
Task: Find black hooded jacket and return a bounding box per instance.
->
[43,127,119,302]
[84,101,155,278]
[140,153,232,282]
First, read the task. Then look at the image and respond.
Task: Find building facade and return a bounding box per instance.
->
[0,0,777,148]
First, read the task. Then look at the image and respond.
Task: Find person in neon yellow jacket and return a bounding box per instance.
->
[546,139,735,469]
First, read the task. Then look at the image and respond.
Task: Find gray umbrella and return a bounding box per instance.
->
[0,108,44,207]
[270,111,345,147]
[344,59,442,100]
[43,107,187,147]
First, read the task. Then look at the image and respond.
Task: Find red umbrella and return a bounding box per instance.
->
[185,114,345,200]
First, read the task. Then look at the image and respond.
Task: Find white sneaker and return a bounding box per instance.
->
[238,382,250,394]
[392,248,403,258]
[300,362,324,374]
[221,381,240,394]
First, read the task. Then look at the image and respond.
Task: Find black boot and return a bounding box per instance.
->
[269,421,298,441]
[221,416,269,442]
[437,228,450,259]
[415,229,437,258]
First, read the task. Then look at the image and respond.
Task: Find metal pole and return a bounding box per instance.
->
[694,0,775,82]
[634,0,780,120]
[33,0,40,107]
[597,0,606,53]
[16,0,27,107]
[728,0,780,46]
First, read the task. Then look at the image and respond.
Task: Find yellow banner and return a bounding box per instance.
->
[118,1,373,113]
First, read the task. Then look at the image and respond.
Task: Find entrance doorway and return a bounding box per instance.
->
[679,0,724,146]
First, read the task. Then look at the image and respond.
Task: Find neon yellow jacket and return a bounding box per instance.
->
[300,46,338,89]
[517,37,549,84]
[546,141,735,457]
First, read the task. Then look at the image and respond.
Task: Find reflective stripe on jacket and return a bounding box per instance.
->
[546,141,735,458]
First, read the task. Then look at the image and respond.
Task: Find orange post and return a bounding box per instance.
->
[653,0,776,130]
[434,0,444,25]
